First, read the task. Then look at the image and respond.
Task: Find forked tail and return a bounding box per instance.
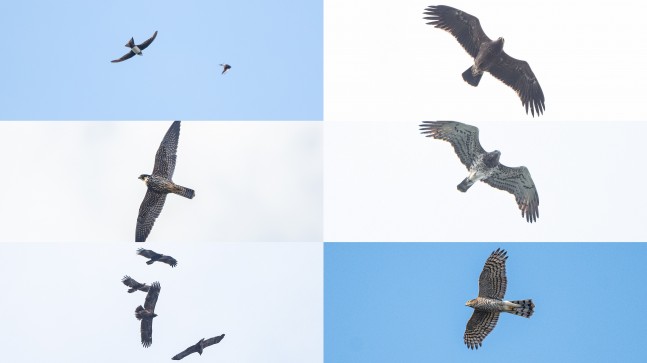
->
[462,66,482,87]
[457,178,474,192]
[509,299,534,318]
[125,37,135,48]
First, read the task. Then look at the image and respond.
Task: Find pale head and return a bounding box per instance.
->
[466,299,477,307]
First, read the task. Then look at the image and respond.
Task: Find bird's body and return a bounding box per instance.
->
[424,5,545,116]
[420,121,539,223]
[464,249,534,349]
[219,63,231,74]
[135,281,161,348]
[111,31,158,63]
[136,248,178,268]
[172,334,226,360]
[136,121,194,242]
[122,275,150,293]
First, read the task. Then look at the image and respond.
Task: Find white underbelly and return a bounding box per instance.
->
[132,46,141,54]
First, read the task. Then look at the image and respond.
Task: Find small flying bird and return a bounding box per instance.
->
[121,275,151,293]
[420,121,539,223]
[219,63,231,74]
[464,249,534,349]
[172,334,226,360]
[135,281,161,348]
[137,248,178,268]
[111,31,158,63]
[136,120,195,242]
[423,5,545,116]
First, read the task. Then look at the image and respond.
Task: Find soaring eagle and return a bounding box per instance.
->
[121,275,150,293]
[423,5,545,117]
[419,121,539,223]
[136,248,178,268]
[135,281,161,348]
[172,334,226,360]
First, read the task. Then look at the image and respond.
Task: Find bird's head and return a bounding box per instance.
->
[466,299,476,308]
[497,37,504,45]
[139,174,150,182]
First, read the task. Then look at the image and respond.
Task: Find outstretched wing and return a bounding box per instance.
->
[152,121,181,179]
[204,334,226,347]
[144,282,161,311]
[488,52,545,117]
[141,318,153,348]
[136,191,168,242]
[478,248,507,300]
[483,164,539,222]
[137,30,158,50]
[111,50,135,63]
[423,5,491,59]
[171,344,199,360]
[136,248,156,259]
[419,121,486,169]
[159,255,178,268]
[464,310,500,349]
[122,276,149,292]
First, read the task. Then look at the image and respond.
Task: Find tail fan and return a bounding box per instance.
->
[462,67,482,87]
[457,178,474,192]
[176,185,195,199]
[509,299,534,318]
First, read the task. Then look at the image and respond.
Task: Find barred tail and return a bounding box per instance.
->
[174,185,195,199]
[457,178,474,192]
[509,299,534,318]
[462,66,482,87]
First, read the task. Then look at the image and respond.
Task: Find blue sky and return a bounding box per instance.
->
[0,0,322,120]
[325,243,647,362]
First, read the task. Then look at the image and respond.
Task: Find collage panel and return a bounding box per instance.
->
[0,241,322,363]
[325,0,646,122]
[0,0,322,120]
[0,121,322,242]
[324,242,647,362]
[325,120,647,241]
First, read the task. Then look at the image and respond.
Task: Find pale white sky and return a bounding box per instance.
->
[325,0,647,121]
[0,242,322,363]
[324,121,647,241]
[0,121,322,242]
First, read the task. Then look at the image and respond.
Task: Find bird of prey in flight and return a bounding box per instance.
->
[424,5,545,116]
[136,120,195,242]
[121,275,151,293]
[172,334,226,360]
[135,281,161,348]
[464,248,534,349]
[420,121,539,223]
[136,248,178,268]
[219,63,231,74]
[111,31,158,63]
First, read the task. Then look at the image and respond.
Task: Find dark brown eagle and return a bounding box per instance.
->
[135,281,161,348]
[136,248,178,268]
[420,121,539,223]
[172,334,226,360]
[424,5,545,117]
[121,275,150,293]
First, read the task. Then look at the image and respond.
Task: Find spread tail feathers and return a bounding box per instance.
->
[125,37,135,48]
[509,299,534,318]
[462,67,482,87]
[457,178,474,192]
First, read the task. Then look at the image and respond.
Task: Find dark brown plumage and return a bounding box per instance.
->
[424,5,545,116]
[111,31,158,63]
[121,275,150,293]
[135,281,161,348]
[136,248,178,267]
[172,334,226,360]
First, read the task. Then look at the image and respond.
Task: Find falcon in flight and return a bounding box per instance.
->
[136,121,195,242]
[135,281,161,348]
[111,31,158,63]
[121,275,151,293]
[464,248,534,349]
[172,334,226,360]
[136,248,178,268]
[420,121,539,223]
[423,5,545,116]
[219,63,232,74]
